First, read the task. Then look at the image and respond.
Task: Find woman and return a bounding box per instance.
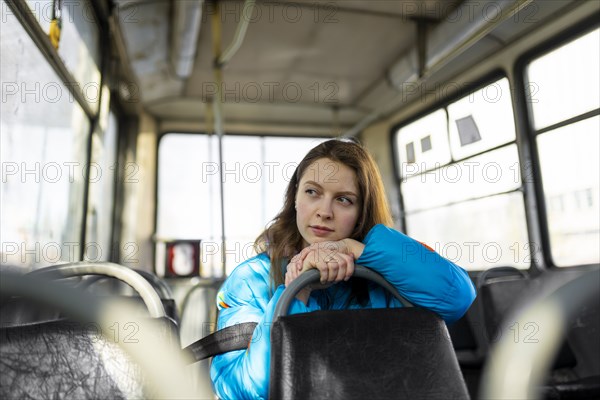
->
[210,139,476,399]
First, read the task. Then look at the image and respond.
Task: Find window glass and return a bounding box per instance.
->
[157,134,221,276]
[157,134,326,276]
[58,0,101,112]
[1,9,91,269]
[25,0,102,112]
[24,0,52,32]
[85,96,118,262]
[221,136,264,272]
[536,116,600,267]
[448,78,516,160]
[402,144,521,212]
[395,109,451,176]
[157,134,221,238]
[406,192,530,270]
[222,136,263,238]
[527,28,600,130]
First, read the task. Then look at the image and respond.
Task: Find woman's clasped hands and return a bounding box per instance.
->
[284,238,364,304]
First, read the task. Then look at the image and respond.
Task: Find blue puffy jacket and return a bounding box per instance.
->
[210,224,476,399]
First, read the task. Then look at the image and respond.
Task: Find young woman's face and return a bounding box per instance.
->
[295,158,361,247]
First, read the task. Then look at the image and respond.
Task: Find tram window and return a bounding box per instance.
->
[24,0,52,32]
[25,0,102,113]
[536,117,600,267]
[0,10,91,269]
[157,134,219,277]
[448,78,515,160]
[85,101,118,262]
[402,148,529,270]
[395,109,451,176]
[406,192,529,269]
[527,29,599,131]
[395,78,528,270]
[156,134,326,277]
[527,28,600,267]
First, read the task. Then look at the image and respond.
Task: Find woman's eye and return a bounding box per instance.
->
[305,189,317,195]
[338,197,353,205]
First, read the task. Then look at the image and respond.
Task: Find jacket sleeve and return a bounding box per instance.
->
[356,224,476,324]
[210,258,321,400]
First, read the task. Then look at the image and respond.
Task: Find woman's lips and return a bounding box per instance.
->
[310,226,334,236]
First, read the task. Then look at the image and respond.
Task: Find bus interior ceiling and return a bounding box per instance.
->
[115,0,582,134]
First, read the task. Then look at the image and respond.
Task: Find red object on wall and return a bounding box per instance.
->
[165,240,201,277]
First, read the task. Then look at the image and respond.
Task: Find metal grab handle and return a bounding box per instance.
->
[273,265,413,320]
[29,262,166,318]
[77,268,175,300]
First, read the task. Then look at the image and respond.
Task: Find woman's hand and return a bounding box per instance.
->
[285,238,366,304]
[300,243,355,285]
[285,255,311,304]
[298,239,365,284]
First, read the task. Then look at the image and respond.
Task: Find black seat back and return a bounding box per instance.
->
[0,320,151,399]
[270,307,469,400]
[477,268,577,369]
[480,275,530,341]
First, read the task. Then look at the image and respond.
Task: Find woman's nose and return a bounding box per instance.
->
[316,201,333,219]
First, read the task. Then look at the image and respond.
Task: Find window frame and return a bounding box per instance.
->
[514,17,600,269]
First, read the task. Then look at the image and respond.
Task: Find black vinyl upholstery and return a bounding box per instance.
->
[269,307,469,400]
[0,266,184,399]
[0,320,150,399]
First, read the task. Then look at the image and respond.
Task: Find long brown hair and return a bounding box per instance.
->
[255,139,393,291]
